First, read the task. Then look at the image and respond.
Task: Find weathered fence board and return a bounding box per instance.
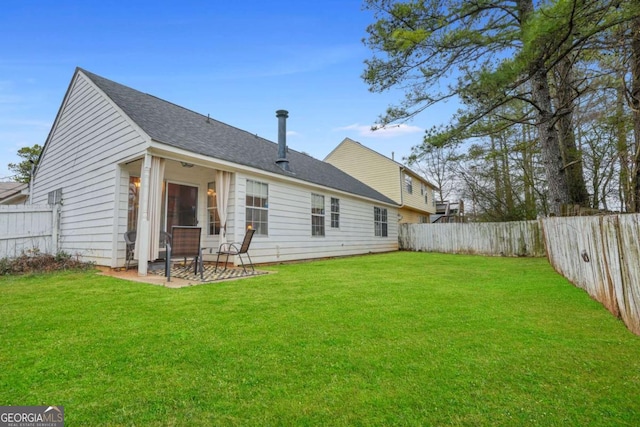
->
[0,205,59,258]
[542,217,618,315]
[399,220,545,257]
[541,215,640,335]
[616,215,640,334]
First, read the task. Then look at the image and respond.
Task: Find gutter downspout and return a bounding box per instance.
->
[399,166,406,208]
[397,166,406,223]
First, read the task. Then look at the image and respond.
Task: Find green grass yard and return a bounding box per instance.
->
[1,252,639,426]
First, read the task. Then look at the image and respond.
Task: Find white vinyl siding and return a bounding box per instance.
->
[228,173,398,264]
[30,72,148,266]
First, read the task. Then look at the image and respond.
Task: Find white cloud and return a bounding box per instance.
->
[334,123,423,138]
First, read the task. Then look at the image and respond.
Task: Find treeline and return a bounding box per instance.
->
[363,0,640,220]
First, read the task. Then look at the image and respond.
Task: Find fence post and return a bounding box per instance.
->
[52,204,61,254]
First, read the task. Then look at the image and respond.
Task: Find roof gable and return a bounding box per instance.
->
[327,137,438,190]
[0,182,27,199]
[79,69,396,205]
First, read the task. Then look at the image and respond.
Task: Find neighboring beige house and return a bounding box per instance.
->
[0,182,29,205]
[325,138,437,223]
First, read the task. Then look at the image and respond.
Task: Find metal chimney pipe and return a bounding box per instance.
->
[275,109,290,171]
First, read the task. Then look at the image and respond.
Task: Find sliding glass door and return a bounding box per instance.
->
[165,182,198,232]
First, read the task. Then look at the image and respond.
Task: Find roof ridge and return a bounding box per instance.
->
[79,68,280,147]
[73,67,397,205]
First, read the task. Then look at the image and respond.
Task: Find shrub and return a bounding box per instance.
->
[0,250,94,276]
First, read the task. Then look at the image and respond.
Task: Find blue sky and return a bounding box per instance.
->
[0,0,458,180]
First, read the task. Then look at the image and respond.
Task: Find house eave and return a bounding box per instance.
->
[0,193,28,205]
[147,141,399,208]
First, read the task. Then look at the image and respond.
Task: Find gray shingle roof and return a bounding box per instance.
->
[80,68,396,205]
[0,182,27,199]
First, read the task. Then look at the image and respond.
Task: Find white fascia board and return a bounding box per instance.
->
[148,141,399,208]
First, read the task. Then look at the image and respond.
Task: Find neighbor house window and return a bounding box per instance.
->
[246,179,268,235]
[207,182,221,235]
[432,190,437,207]
[331,197,340,228]
[374,206,388,237]
[311,193,325,236]
[421,182,428,197]
[420,215,429,224]
[127,177,140,231]
[404,174,413,194]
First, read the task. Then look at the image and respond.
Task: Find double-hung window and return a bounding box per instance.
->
[127,178,139,231]
[374,206,388,237]
[311,193,325,236]
[246,179,268,235]
[404,173,413,194]
[330,197,340,228]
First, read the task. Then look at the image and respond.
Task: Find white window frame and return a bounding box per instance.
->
[207,182,220,235]
[246,179,269,236]
[404,173,413,194]
[311,193,325,237]
[374,206,388,237]
[330,197,340,229]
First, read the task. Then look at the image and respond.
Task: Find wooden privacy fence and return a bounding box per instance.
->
[399,220,546,257]
[0,205,60,259]
[400,216,640,336]
[541,215,640,336]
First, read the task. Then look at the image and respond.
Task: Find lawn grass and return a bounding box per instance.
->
[1,251,639,426]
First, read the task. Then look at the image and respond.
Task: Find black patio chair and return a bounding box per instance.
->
[165,226,204,282]
[124,230,172,271]
[124,230,136,270]
[215,228,256,273]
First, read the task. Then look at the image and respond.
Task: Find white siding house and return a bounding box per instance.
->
[30,68,398,275]
[31,72,148,263]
